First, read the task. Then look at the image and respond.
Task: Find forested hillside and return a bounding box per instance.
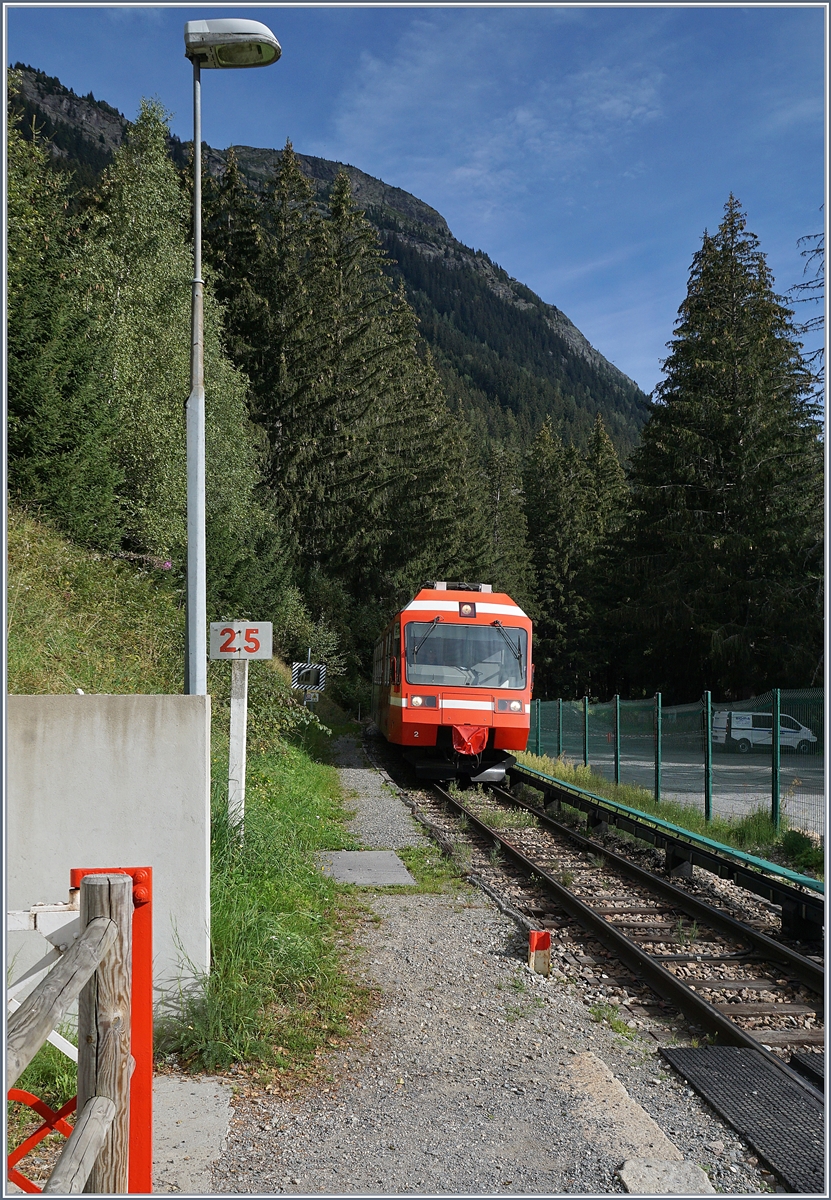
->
[11,63,649,458]
[8,66,822,706]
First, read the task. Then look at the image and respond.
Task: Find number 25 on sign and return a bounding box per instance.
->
[209,621,273,660]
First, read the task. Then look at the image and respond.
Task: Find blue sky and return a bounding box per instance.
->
[6,3,827,393]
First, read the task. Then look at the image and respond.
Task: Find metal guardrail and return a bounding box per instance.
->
[509,762,824,939]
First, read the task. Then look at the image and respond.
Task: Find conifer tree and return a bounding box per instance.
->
[201,147,273,380]
[788,223,824,394]
[79,101,264,573]
[583,413,628,540]
[523,420,593,696]
[579,414,630,694]
[7,80,122,546]
[484,444,535,609]
[619,196,822,698]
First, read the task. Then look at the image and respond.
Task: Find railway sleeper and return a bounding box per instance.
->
[508,768,824,942]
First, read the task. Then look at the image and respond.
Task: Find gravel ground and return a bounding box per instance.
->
[211,734,778,1196]
[336,735,430,850]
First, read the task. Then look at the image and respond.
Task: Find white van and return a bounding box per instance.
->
[712,711,817,754]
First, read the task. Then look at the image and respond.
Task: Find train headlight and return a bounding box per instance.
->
[510,700,522,713]
[411,695,423,707]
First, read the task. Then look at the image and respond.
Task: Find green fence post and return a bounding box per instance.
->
[557,699,563,759]
[772,687,781,832]
[583,695,589,767]
[534,699,541,757]
[654,692,662,804]
[614,694,621,786]
[704,691,713,822]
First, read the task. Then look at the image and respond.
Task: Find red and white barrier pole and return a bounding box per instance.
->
[528,929,551,976]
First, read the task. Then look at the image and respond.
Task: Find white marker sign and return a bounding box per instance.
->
[210,621,273,660]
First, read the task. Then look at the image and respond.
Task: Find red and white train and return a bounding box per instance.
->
[371,582,533,783]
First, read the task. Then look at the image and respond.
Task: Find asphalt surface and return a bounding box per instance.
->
[544,741,824,834]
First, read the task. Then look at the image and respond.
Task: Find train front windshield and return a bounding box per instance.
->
[405,622,527,689]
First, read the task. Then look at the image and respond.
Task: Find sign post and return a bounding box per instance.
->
[210,622,273,832]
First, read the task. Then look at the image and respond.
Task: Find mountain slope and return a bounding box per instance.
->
[11,63,649,455]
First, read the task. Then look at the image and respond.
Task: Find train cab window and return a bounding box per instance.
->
[405,622,527,688]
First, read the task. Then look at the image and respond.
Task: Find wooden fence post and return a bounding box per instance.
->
[77,874,132,1194]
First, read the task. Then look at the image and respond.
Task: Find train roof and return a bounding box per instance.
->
[403,583,529,621]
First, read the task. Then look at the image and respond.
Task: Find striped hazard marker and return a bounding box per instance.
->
[528,929,551,976]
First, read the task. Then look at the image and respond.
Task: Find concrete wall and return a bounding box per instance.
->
[7,695,210,1002]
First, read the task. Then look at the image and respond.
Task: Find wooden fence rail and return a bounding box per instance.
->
[6,874,133,1194]
[42,1096,116,1195]
[6,917,117,1086]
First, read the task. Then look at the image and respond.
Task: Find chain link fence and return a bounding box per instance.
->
[531,689,824,839]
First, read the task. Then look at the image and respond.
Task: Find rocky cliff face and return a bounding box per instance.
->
[13,64,127,158]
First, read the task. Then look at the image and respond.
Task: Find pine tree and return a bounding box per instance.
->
[201,147,273,381]
[583,413,628,541]
[523,420,593,696]
[619,196,822,698]
[788,221,824,394]
[579,414,630,694]
[7,76,123,547]
[483,443,535,608]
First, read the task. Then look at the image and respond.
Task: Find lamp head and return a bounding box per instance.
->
[184,18,281,68]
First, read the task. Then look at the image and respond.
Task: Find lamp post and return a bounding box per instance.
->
[183,19,281,694]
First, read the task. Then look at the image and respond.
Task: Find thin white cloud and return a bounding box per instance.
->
[105,7,166,26]
[313,10,669,224]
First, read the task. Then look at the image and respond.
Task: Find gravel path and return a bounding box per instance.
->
[335,735,430,850]
[211,734,776,1195]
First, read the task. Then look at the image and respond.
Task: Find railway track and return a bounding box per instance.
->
[364,732,826,1190]
[430,779,824,1071]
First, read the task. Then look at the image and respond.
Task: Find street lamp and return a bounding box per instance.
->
[183,19,281,695]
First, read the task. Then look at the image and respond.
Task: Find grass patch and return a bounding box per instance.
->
[396,846,468,892]
[157,742,371,1076]
[589,1001,636,1039]
[517,750,822,875]
[780,830,825,875]
[458,785,539,832]
[7,507,183,695]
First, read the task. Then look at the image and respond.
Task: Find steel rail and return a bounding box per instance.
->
[508,765,824,938]
[487,783,823,994]
[433,783,824,1100]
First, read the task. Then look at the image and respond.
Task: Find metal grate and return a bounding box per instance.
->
[791,1051,825,1093]
[661,1046,825,1194]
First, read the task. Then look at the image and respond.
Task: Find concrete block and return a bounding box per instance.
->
[317,850,417,886]
[7,695,210,1000]
[618,1158,716,1194]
